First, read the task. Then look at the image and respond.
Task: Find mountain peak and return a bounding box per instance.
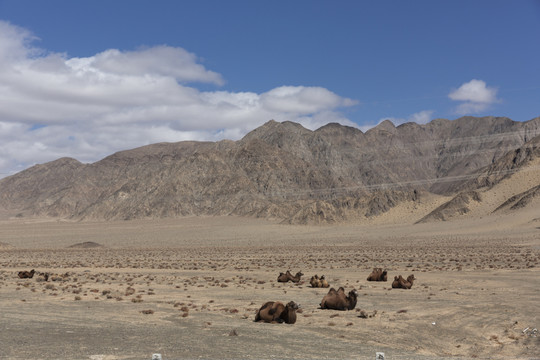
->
[366,119,396,134]
[241,120,311,143]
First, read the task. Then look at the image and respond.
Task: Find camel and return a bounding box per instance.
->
[310,275,322,288]
[288,271,303,283]
[320,275,329,288]
[310,274,329,288]
[392,274,416,289]
[367,268,388,282]
[278,270,303,283]
[254,301,299,324]
[403,274,416,288]
[320,287,358,310]
[17,269,35,279]
[277,271,292,282]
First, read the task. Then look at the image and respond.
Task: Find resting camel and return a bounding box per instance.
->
[311,274,330,288]
[278,270,303,283]
[320,275,329,288]
[254,301,299,324]
[310,275,322,288]
[392,274,416,289]
[277,271,292,282]
[17,269,35,279]
[366,268,388,282]
[320,287,358,310]
[288,271,303,283]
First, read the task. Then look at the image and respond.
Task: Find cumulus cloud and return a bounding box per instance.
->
[448,79,499,114]
[261,86,357,114]
[0,21,357,177]
[69,46,225,85]
[407,110,435,125]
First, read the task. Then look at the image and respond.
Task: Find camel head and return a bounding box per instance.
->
[348,289,358,310]
[286,301,299,310]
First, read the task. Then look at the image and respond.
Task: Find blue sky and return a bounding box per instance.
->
[0,0,539,177]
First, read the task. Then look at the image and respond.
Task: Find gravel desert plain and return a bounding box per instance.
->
[1,195,539,360]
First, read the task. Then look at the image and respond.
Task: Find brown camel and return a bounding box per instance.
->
[277,271,291,282]
[254,301,299,324]
[17,269,35,279]
[288,271,303,283]
[310,274,329,288]
[278,270,303,283]
[320,287,358,310]
[392,274,416,289]
[403,274,416,288]
[320,275,329,288]
[310,275,322,288]
[367,268,388,282]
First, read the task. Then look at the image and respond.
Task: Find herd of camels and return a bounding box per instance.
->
[255,267,415,324]
[16,267,415,325]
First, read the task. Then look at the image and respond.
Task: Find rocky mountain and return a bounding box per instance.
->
[417,131,540,223]
[1,116,539,224]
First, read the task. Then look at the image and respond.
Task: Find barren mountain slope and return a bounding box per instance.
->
[418,134,540,223]
[0,116,539,224]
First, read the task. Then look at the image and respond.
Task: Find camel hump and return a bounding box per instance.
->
[327,287,338,295]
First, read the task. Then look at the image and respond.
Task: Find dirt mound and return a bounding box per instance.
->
[494,185,540,212]
[416,191,481,223]
[68,241,104,249]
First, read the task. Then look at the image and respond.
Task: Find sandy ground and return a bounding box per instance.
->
[1,212,539,360]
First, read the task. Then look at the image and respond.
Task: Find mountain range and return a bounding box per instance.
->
[1,116,539,224]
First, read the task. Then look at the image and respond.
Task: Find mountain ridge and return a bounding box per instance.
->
[1,116,539,224]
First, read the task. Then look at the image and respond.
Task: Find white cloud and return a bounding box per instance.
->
[261,86,357,114]
[69,46,225,85]
[0,21,357,178]
[448,79,499,114]
[0,21,41,63]
[407,110,435,125]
